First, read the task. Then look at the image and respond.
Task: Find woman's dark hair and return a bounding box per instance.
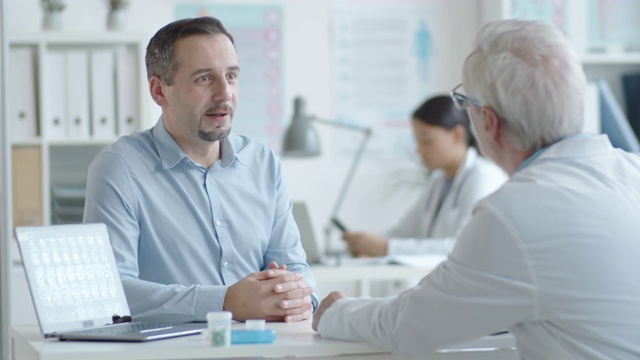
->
[146,16,235,86]
[412,95,477,148]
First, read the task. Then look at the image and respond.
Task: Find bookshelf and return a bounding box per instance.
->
[8,32,150,228]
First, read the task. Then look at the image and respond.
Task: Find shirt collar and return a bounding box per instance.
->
[220,134,241,167]
[153,117,242,169]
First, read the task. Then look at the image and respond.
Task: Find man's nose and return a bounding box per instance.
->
[212,79,233,102]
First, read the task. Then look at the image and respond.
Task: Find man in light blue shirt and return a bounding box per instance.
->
[83,16,317,323]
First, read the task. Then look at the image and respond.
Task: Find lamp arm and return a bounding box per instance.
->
[327,125,372,219]
[306,115,372,226]
[310,116,371,133]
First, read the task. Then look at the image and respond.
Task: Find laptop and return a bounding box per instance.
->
[292,202,379,266]
[293,201,385,266]
[292,202,447,267]
[15,223,205,342]
[292,202,326,264]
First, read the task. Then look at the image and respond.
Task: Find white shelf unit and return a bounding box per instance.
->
[8,32,149,229]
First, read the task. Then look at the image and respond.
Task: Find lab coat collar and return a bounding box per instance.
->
[442,147,479,195]
[454,147,479,180]
[539,134,612,160]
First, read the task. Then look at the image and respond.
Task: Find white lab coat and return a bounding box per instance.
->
[387,147,506,255]
[318,135,640,359]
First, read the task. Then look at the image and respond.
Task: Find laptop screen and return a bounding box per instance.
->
[15,223,130,335]
[292,202,325,264]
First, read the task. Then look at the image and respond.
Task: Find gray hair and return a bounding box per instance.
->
[146,16,235,86]
[462,20,586,151]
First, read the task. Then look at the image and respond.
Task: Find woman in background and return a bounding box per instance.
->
[342,96,506,257]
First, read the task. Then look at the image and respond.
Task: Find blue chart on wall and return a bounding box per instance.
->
[176,4,285,150]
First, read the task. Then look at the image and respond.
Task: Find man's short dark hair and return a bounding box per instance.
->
[145,16,235,85]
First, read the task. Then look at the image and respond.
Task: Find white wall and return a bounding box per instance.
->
[7,0,481,251]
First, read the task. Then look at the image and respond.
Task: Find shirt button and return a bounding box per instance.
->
[215,219,221,226]
[222,261,229,268]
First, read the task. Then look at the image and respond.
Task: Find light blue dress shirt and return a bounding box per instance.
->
[83,118,318,322]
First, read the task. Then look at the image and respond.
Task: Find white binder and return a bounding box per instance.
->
[115,46,139,136]
[583,81,601,135]
[43,50,67,139]
[65,50,90,139]
[90,49,117,139]
[9,47,38,140]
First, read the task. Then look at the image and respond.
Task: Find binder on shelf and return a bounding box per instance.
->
[622,72,640,140]
[51,204,85,224]
[9,46,38,140]
[115,46,140,136]
[583,81,601,135]
[50,185,86,225]
[50,185,86,205]
[90,49,117,139]
[598,79,640,153]
[12,147,43,227]
[43,50,67,139]
[65,50,91,139]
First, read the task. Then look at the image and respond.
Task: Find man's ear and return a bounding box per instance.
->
[149,75,168,106]
[481,106,502,142]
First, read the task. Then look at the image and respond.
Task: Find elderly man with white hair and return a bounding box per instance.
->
[312,20,640,359]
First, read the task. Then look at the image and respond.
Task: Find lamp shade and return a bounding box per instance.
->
[281,97,321,157]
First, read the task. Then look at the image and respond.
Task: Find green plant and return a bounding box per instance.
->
[108,0,130,11]
[41,0,66,12]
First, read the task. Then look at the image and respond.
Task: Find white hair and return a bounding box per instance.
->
[462,20,586,151]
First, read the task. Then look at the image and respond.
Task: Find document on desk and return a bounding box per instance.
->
[338,254,446,267]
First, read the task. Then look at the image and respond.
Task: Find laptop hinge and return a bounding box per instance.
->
[112,314,133,324]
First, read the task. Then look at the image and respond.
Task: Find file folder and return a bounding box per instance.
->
[598,79,640,152]
[65,50,90,139]
[583,82,601,135]
[622,72,640,140]
[43,50,67,139]
[116,46,139,136]
[90,49,117,139]
[9,47,38,140]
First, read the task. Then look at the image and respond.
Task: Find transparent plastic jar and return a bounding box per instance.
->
[206,311,232,347]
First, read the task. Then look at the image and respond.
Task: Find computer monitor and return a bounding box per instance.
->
[598,79,640,153]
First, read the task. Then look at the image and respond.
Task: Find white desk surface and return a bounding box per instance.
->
[310,255,445,296]
[12,320,517,360]
[311,259,441,281]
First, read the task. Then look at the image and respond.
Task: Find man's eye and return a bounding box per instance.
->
[197,75,211,82]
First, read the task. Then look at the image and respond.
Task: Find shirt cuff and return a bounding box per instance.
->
[195,285,229,322]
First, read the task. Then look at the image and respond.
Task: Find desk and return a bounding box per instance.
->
[311,255,444,296]
[11,321,517,360]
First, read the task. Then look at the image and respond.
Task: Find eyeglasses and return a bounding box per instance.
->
[450,83,484,110]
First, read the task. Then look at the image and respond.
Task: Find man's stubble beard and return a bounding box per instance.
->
[198,127,231,142]
[197,105,233,142]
